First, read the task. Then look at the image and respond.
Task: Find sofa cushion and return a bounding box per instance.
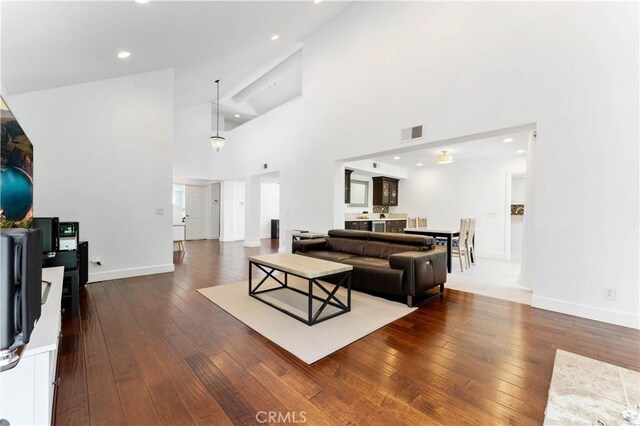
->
[342,256,391,269]
[328,229,370,240]
[349,266,405,296]
[326,238,366,256]
[369,232,436,248]
[362,241,422,259]
[302,250,357,263]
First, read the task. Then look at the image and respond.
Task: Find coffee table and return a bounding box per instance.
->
[248,253,352,326]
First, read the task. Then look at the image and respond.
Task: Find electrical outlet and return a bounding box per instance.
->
[603,287,617,301]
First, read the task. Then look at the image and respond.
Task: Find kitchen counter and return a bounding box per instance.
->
[347,218,407,222]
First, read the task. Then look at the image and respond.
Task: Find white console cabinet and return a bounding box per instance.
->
[0,267,64,426]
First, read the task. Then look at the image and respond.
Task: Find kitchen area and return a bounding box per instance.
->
[344,165,409,233]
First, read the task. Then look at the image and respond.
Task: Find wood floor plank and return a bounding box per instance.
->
[54,239,639,426]
[185,352,257,425]
[90,284,161,425]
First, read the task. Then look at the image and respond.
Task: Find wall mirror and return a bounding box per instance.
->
[350,180,369,207]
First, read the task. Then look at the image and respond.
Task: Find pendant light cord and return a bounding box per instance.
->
[215,79,220,137]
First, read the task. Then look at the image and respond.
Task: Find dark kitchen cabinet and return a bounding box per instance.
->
[385,220,406,233]
[345,169,353,204]
[345,221,371,231]
[372,177,399,206]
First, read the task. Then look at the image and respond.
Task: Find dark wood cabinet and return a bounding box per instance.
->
[345,169,353,204]
[345,221,371,231]
[385,220,406,233]
[372,177,399,206]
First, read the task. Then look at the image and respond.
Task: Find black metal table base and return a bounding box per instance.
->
[248,261,351,326]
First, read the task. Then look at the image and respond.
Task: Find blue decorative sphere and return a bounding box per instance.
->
[0,167,33,221]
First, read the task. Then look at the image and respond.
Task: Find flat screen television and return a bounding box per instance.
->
[0,228,42,372]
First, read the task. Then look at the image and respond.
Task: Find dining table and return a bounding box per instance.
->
[404,227,472,273]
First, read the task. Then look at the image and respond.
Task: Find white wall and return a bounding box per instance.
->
[260,182,280,239]
[173,103,214,179]
[209,2,639,328]
[400,156,526,259]
[8,70,175,281]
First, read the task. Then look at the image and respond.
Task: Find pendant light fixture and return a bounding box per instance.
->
[436,150,453,164]
[210,79,225,152]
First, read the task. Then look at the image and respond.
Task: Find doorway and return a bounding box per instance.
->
[510,173,526,260]
[260,175,280,240]
[211,183,221,239]
[338,125,536,305]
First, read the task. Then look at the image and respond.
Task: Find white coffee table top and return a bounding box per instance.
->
[249,253,352,279]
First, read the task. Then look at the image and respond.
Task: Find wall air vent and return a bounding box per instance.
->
[400,125,423,143]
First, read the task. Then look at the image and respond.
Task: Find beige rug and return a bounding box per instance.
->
[544,350,640,425]
[197,276,416,364]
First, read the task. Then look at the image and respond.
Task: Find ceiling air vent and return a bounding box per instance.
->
[401,125,423,143]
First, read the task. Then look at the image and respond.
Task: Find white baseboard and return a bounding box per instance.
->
[88,263,174,283]
[532,294,640,330]
[219,237,243,242]
[243,241,261,248]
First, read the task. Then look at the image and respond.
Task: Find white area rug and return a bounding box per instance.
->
[544,350,640,425]
[197,276,416,364]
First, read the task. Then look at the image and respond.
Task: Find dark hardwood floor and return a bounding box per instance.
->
[55,239,639,425]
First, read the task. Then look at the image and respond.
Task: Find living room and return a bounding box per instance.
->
[0,1,638,425]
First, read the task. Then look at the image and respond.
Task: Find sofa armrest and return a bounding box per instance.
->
[388,250,447,296]
[292,238,328,253]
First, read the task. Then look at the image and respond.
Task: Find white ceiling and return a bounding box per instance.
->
[1,1,351,116]
[370,131,530,169]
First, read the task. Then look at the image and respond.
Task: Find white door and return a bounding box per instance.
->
[185,186,206,240]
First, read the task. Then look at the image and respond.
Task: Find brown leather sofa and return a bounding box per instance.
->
[292,229,447,307]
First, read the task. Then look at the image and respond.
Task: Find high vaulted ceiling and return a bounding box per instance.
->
[1,1,351,115]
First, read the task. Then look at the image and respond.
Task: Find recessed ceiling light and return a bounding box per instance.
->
[416,163,423,167]
[271,34,280,41]
[517,149,526,154]
[503,138,514,143]
[314,0,322,3]
[234,114,240,118]
[393,156,400,160]
[117,51,131,59]
[134,0,150,3]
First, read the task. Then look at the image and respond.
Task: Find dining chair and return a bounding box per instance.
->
[466,218,476,266]
[417,217,427,228]
[451,218,470,272]
[407,217,417,228]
